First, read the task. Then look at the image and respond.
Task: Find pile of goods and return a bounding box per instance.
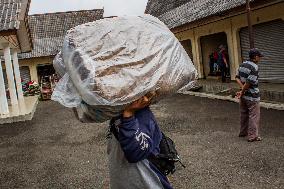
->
[52,15,197,122]
[22,81,41,96]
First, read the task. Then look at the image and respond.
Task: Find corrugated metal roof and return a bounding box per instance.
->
[18,9,104,59]
[146,0,254,29]
[0,0,21,31]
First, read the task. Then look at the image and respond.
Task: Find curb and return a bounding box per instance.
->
[180,91,284,111]
[0,96,39,125]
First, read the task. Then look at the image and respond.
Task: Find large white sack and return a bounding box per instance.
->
[52,15,197,112]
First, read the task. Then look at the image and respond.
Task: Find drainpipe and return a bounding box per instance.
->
[246,0,254,49]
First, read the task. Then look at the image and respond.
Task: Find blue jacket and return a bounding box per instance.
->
[109,106,173,189]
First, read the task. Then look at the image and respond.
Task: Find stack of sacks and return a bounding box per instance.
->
[52,15,197,122]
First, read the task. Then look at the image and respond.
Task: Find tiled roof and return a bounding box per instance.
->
[145,0,189,17]
[146,0,255,29]
[19,9,104,59]
[0,0,21,31]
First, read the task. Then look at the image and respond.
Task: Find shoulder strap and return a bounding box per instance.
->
[109,116,121,140]
[158,132,179,161]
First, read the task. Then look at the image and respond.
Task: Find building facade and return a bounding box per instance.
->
[0,0,32,116]
[146,0,284,83]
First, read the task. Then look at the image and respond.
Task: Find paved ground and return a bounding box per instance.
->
[0,95,283,189]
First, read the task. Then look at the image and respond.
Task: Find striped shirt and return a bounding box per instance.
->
[236,60,260,101]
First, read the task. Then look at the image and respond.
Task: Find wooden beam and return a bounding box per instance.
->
[0,29,17,36]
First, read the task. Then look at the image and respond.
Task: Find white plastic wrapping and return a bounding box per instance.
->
[53,51,65,78]
[52,15,197,122]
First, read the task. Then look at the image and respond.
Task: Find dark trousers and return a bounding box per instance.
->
[209,61,214,74]
[220,66,228,82]
[239,98,260,140]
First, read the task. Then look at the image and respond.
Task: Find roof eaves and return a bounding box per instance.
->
[28,9,104,17]
[0,29,17,36]
[158,0,250,29]
[17,0,32,52]
[0,0,21,31]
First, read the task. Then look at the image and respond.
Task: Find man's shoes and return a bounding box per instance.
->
[247,137,262,142]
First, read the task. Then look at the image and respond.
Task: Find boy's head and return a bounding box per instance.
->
[141,91,158,105]
[145,91,157,100]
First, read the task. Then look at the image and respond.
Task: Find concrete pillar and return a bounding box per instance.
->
[191,40,198,73]
[225,30,236,80]
[232,28,243,76]
[193,31,203,78]
[29,64,38,83]
[226,19,243,80]
[12,50,24,101]
[4,45,18,105]
[0,60,9,115]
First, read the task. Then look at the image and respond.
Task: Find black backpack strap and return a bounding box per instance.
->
[158,132,179,161]
[148,132,185,176]
[108,116,121,140]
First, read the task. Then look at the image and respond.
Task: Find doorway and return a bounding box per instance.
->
[200,32,229,78]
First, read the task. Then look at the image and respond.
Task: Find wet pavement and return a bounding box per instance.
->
[0,94,283,189]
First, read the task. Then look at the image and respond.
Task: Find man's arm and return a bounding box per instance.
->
[241,82,250,94]
[223,55,228,67]
[235,78,244,89]
[236,66,258,98]
[235,67,244,97]
[236,82,250,98]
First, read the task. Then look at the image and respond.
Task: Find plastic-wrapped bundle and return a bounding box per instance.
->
[52,15,197,122]
[53,52,65,78]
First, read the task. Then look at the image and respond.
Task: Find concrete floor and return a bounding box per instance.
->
[0,95,283,189]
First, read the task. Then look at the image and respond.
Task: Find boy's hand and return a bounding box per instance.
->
[123,96,151,118]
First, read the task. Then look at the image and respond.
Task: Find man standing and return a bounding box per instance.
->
[218,45,229,82]
[235,48,263,142]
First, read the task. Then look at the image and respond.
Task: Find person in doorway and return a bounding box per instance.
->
[209,50,220,76]
[213,50,219,73]
[217,45,229,82]
[208,52,215,75]
[235,48,263,142]
[107,91,173,189]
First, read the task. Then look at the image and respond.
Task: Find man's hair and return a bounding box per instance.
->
[249,48,263,59]
[219,44,226,50]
